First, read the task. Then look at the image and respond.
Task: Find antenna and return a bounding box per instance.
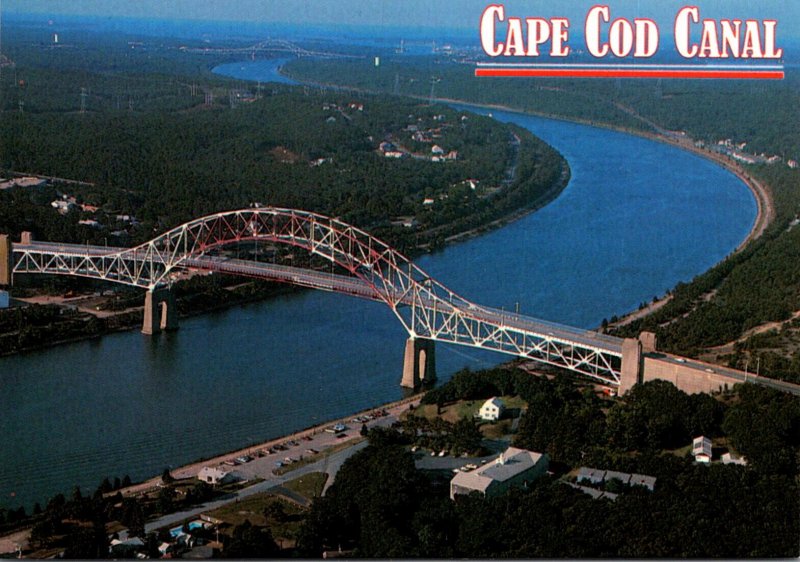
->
[80,87,87,113]
[394,73,400,95]
[429,77,437,104]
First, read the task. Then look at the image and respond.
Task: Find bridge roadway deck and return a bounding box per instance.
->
[17,241,800,396]
[16,241,624,356]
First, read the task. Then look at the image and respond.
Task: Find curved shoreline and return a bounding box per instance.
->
[403,96,773,253]
[274,66,772,254]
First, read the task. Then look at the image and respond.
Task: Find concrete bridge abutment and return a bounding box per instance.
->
[142,287,178,335]
[401,336,436,389]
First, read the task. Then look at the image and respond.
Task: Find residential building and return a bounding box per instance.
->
[576,467,606,485]
[450,447,548,500]
[576,467,656,491]
[692,436,712,463]
[722,452,748,466]
[604,470,631,485]
[479,397,505,421]
[629,473,657,491]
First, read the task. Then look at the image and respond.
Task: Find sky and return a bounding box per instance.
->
[3,0,799,36]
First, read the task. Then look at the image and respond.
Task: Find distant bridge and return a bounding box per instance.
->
[179,39,362,60]
[2,207,797,395]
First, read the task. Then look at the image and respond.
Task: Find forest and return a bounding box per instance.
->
[295,372,799,558]
[0,64,565,258]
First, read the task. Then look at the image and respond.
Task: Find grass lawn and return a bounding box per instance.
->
[206,492,305,543]
[480,419,513,439]
[412,396,528,424]
[283,472,328,500]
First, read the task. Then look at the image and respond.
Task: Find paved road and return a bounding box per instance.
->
[655,353,800,396]
[144,441,368,533]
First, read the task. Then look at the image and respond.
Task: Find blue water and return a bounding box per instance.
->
[212,59,297,84]
[0,60,755,510]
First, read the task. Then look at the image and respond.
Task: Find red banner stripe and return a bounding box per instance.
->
[475,68,784,80]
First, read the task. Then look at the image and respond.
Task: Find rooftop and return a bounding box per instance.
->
[451,447,546,491]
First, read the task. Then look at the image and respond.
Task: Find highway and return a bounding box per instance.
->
[657,353,800,396]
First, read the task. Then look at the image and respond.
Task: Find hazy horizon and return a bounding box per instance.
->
[3,0,799,37]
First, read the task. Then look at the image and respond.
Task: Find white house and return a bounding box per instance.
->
[692,436,712,463]
[479,397,505,421]
[722,452,747,466]
[450,447,548,500]
[197,466,239,485]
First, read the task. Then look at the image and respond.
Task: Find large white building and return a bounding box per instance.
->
[479,397,505,421]
[450,447,548,500]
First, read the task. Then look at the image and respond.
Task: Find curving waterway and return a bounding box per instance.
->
[0,59,756,510]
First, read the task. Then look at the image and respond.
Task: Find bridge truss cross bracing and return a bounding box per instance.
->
[11,208,624,385]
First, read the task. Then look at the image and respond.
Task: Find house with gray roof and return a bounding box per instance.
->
[576,467,606,485]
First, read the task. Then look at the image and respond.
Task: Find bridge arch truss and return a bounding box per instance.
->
[12,208,624,385]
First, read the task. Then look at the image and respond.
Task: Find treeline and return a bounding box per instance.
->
[0,276,298,356]
[286,57,800,163]
[296,374,799,558]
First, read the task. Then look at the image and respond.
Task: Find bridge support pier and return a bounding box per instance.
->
[619,338,642,394]
[619,331,657,394]
[0,235,11,286]
[142,288,178,335]
[401,337,436,389]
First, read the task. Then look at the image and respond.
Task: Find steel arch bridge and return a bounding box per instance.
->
[8,207,626,386]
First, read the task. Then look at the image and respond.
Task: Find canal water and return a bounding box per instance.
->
[0,60,756,510]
